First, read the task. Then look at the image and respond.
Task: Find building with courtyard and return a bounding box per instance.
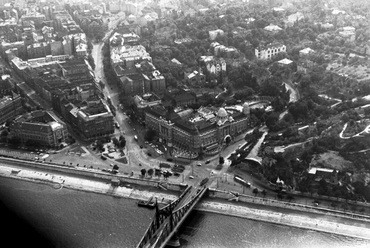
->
[145,103,251,156]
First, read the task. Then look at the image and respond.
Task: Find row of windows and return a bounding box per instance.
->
[267,48,281,53]
[20,134,52,142]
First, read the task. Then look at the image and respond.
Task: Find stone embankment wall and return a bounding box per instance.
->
[207,188,370,223]
[0,157,187,192]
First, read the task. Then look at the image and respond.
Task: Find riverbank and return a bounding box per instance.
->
[0,165,178,204]
[196,201,370,241]
[1,164,370,241]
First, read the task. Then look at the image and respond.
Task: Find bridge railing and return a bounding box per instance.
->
[160,185,192,211]
[155,187,209,248]
[136,185,192,248]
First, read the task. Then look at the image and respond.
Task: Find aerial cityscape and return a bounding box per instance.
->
[0,0,370,247]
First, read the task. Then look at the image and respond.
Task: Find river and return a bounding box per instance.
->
[0,177,369,248]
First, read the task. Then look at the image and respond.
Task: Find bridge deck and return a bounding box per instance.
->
[136,186,208,248]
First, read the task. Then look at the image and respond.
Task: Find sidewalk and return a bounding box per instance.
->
[0,164,178,203]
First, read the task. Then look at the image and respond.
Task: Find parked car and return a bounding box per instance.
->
[205,160,211,164]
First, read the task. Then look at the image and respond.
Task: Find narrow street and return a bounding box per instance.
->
[91,41,162,173]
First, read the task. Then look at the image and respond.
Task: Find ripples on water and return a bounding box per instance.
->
[0,177,369,248]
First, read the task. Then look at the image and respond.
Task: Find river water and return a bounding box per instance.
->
[0,177,368,248]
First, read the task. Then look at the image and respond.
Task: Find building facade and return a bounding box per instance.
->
[255,42,286,60]
[63,98,114,140]
[10,110,68,148]
[0,93,23,125]
[145,103,251,155]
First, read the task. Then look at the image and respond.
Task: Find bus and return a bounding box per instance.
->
[233,175,251,187]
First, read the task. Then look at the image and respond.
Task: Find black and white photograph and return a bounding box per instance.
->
[0,0,369,247]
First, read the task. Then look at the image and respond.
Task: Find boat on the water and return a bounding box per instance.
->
[137,196,156,209]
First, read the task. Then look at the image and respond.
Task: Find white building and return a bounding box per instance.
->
[255,42,286,60]
[264,24,282,32]
[339,26,356,42]
[299,47,314,57]
[209,29,224,41]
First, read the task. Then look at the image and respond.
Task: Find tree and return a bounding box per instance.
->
[341,113,350,123]
[219,156,225,164]
[317,178,328,196]
[119,136,126,148]
[155,169,161,178]
[253,188,259,196]
[148,168,154,177]
[163,171,169,180]
[141,169,147,177]
[96,139,104,151]
[112,137,119,147]
[261,189,267,198]
[265,112,279,130]
[113,164,119,171]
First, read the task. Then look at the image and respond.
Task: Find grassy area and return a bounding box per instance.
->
[310,151,353,171]
[116,157,128,164]
[69,146,86,154]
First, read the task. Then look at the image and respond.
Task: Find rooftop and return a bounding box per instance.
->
[327,62,370,82]
[264,24,282,32]
[308,167,335,174]
[278,58,293,65]
[299,48,314,55]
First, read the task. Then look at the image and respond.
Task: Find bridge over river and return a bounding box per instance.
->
[136,185,208,248]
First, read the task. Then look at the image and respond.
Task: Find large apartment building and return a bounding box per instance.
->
[145,103,251,155]
[62,96,114,140]
[10,110,68,148]
[255,42,286,60]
